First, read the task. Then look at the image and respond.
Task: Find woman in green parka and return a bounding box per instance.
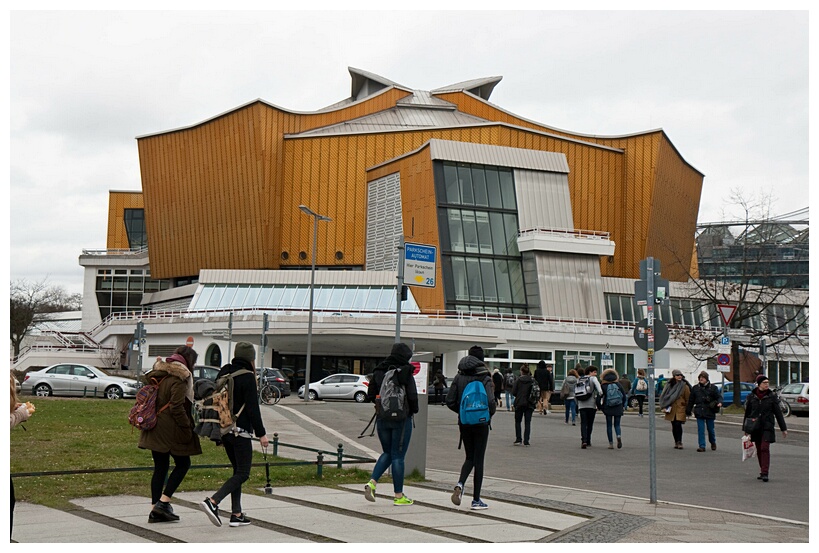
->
[138,345,202,523]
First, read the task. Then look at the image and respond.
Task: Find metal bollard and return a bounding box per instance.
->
[337,443,343,469]
[316,452,324,478]
[272,433,279,457]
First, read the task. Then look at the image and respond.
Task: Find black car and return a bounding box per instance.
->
[257,367,291,398]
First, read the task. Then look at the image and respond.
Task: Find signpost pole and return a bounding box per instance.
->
[646,258,658,505]
[395,236,405,342]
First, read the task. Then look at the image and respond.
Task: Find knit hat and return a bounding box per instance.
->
[672,369,683,377]
[756,374,769,385]
[234,341,256,363]
[698,371,710,381]
[468,345,485,361]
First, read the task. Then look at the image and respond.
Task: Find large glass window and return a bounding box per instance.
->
[124,209,147,249]
[437,160,527,314]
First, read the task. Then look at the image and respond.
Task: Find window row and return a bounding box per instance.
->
[446,256,527,307]
[442,161,517,210]
[446,208,520,257]
[190,285,420,313]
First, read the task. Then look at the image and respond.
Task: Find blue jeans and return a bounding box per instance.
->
[504,391,514,410]
[564,399,577,423]
[371,417,413,493]
[696,417,716,449]
[605,414,622,444]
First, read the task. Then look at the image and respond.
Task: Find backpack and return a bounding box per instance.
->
[505,373,515,389]
[528,380,541,408]
[636,378,648,392]
[377,367,407,422]
[128,375,170,431]
[604,384,624,407]
[575,376,593,401]
[194,368,252,437]
[459,378,490,425]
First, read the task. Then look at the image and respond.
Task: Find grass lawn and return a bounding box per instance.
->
[11,397,375,510]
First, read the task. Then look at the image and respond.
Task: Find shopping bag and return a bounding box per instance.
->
[741,434,756,462]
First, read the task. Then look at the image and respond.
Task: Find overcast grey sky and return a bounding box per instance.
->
[7,8,810,296]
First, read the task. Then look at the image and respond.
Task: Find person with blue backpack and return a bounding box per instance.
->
[599,368,627,450]
[445,345,496,510]
[363,342,419,506]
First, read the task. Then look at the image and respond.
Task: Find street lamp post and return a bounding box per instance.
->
[299,204,331,402]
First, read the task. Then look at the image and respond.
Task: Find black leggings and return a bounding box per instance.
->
[458,424,490,501]
[151,450,192,504]
[671,420,684,444]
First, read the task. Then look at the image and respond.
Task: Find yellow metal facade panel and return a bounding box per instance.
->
[137,87,701,286]
[107,191,144,249]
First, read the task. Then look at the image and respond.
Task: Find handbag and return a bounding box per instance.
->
[743,417,760,433]
[741,434,756,462]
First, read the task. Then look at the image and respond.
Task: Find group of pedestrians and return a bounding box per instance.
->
[91,341,792,532]
[133,341,268,528]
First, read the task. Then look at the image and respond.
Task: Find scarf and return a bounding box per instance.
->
[660,378,686,408]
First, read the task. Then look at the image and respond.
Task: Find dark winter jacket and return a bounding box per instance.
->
[534,362,554,391]
[686,380,722,419]
[492,371,504,393]
[599,368,626,416]
[367,343,419,416]
[216,358,267,438]
[138,359,202,456]
[511,374,535,410]
[744,387,788,443]
[446,354,496,423]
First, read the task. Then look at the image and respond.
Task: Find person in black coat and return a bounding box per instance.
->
[364,342,419,506]
[744,375,788,482]
[491,368,504,409]
[533,361,554,414]
[511,364,536,446]
[686,371,723,452]
[446,345,496,510]
[201,342,269,528]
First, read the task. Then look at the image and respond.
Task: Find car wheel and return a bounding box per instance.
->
[628,396,639,410]
[105,385,123,400]
[308,390,318,401]
[354,391,367,403]
[33,383,52,397]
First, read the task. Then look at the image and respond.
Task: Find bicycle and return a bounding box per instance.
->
[259,382,281,405]
[772,386,791,417]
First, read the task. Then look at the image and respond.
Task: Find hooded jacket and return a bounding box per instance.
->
[599,368,626,416]
[138,358,202,456]
[511,373,535,410]
[534,361,553,391]
[446,354,496,422]
[367,343,419,416]
[561,374,578,400]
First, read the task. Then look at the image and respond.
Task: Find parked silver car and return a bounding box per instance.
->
[298,374,369,402]
[22,363,140,400]
[779,382,809,416]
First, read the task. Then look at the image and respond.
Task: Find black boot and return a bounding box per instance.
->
[149,500,180,523]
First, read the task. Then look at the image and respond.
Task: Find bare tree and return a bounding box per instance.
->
[10,278,82,358]
[664,190,809,405]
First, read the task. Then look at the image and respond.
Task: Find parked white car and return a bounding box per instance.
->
[22,363,140,400]
[298,374,369,402]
